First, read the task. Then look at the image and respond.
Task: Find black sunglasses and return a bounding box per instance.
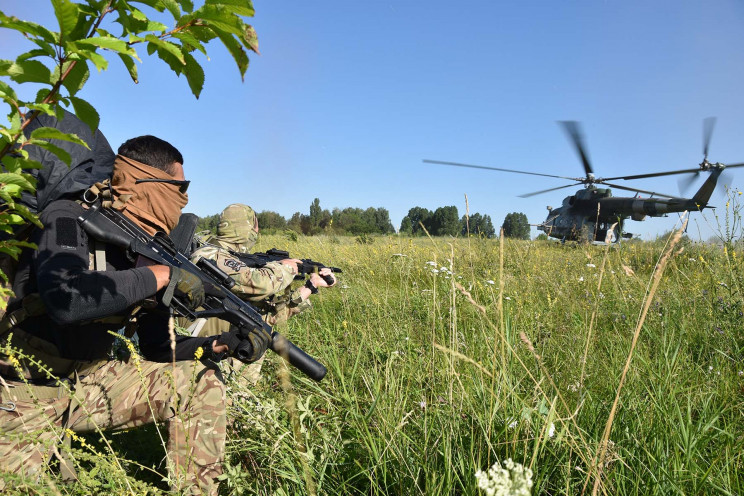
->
[135,178,190,193]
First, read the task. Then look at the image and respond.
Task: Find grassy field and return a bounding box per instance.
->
[5,218,744,495]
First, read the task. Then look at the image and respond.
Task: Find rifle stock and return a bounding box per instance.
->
[78,202,327,382]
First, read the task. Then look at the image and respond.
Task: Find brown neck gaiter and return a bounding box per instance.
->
[110,155,188,235]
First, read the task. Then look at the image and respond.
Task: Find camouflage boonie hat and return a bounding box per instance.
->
[217,203,258,252]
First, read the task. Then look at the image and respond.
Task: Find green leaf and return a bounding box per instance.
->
[60,59,90,96]
[69,96,99,134]
[182,51,204,98]
[26,103,60,118]
[1,155,43,174]
[28,139,73,167]
[7,60,52,85]
[161,0,182,19]
[189,25,218,44]
[0,172,36,193]
[27,39,58,57]
[172,32,206,55]
[0,59,11,76]
[76,36,137,57]
[178,0,195,14]
[205,0,255,17]
[29,127,89,148]
[129,0,166,13]
[191,6,244,36]
[211,27,248,80]
[154,46,185,75]
[118,54,139,83]
[0,81,16,102]
[76,48,108,71]
[243,24,259,54]
[16,49,54,62]
[5,201,42,227]
[145,35,185,64]
[51,0,80,39]
[0,13,57,43]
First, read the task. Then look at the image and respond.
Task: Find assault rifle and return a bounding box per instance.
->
[77,202,327,382]
[227,248,342,285]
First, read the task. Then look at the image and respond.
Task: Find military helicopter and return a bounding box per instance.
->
[425,119,744,242]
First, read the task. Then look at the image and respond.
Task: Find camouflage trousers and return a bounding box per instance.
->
[0,358,226,495]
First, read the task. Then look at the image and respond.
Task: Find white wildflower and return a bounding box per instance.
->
[426,261,437,266]
[486,280,496,285]
[392,253,407,257]
[475,458,533,496]
[507,419,518,429]
[504,296,512,301]
[578,276,584,282]
[708,366,713,372]
[419,401,427,409]
[431,269,440,274]
[547,422,555,438]
[440,266,449,272]
[586,263,596,268]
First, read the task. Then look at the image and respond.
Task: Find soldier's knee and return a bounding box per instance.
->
[195,365,226,410]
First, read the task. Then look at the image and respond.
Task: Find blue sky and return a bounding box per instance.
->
[2,1,744,240]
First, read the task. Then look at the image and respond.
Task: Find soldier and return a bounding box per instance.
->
[185,204,335,383]
[0,136,261,494]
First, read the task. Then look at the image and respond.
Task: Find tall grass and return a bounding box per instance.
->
[3,203,744,494]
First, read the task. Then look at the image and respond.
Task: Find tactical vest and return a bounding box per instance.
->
[0,182,134,381]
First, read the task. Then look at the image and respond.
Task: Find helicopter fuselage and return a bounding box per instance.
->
[538,170,720,242]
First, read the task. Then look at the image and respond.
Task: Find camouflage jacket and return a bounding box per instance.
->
[190,242,312,324]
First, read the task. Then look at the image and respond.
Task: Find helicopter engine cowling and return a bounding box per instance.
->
[631,213,646,221]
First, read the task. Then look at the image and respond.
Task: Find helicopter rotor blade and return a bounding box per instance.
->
[559,121,593,177]
[677,172,700,195]
[422,159,580,181]
[703,117,716,159]
[601,168,703,181]
[601,181,679,199]
[518,183,579,198]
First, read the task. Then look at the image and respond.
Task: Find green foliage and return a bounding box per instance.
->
[462,212,495,238]
[502,211,530,239]
[256,210,287,232]
[400,206,432,235]
[196,213,220,233]
[0,0,260,301]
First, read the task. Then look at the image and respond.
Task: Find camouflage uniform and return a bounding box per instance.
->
[184,204,311,383]
[0,358,225,495]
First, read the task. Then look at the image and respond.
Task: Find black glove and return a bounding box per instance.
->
[216,324,271,364]
[162,266,205,310]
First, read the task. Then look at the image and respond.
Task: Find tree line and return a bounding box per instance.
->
[197,198,531,239]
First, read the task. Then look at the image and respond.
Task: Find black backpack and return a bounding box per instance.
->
[20,109,115,213]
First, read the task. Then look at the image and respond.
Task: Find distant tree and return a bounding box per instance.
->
[535,233,549,241]
[430,206,460,236]
[400,207,432,235]
[502,212,530,239]
[257,210,287,231]
[372,207,395,234]
[287,212,304,233]
[399,216,413,234]
[462,213,495,238]
[197,214,220,234]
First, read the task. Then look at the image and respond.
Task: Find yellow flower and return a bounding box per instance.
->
[370,270,375,276]
[342,320,348,329]
[194,346,204,360]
